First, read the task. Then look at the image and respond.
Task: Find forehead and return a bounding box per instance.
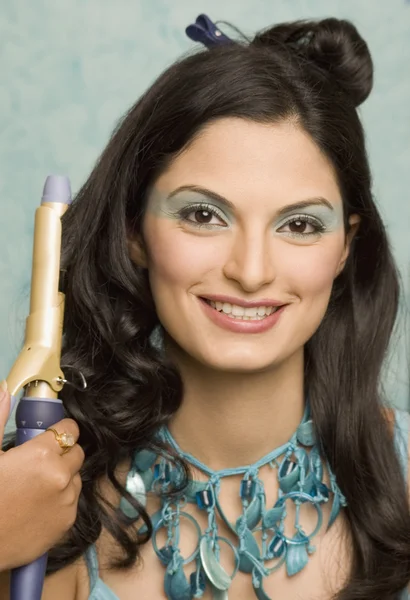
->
[154,117,342,206]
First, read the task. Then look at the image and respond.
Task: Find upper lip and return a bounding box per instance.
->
[200,294,285,308]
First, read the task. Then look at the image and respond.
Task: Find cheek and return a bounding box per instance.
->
[275,241,345,349]
[143,219,219,297]
[277,240,344,311]
[293,253,339,294]
[282,240,343,343]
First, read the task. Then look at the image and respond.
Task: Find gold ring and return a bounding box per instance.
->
[46,428,75,454]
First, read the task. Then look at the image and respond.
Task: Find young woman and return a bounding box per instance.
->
[2,13,410,600]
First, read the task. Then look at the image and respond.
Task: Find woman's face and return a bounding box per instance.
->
[131,118,359,373]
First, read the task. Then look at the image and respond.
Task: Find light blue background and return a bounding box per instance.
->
[1,1,409,434]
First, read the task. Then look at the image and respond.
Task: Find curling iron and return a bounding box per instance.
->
[5,175,72,600]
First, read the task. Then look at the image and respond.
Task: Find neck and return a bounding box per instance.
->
[166,346,305,471]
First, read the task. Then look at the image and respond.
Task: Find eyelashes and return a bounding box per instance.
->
[176,202,326,238]
[279,215,326,238]
[177,203,227,228]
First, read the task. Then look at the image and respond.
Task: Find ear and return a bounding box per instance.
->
[336,213,361,276]
[127,235,148,269]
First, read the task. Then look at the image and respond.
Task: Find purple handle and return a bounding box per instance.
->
[10,555,48,600]
[10,396,64,600]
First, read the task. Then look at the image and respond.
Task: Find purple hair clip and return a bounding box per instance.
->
[185,14,232,48]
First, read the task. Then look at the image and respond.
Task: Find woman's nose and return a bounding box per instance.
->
[222,230,276,292]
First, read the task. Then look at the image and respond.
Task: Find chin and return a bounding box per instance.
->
[196,348,286,374]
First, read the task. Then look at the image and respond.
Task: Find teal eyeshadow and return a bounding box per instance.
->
[275,205,344,231]
[148,189,343,231]
[149,191,234,220]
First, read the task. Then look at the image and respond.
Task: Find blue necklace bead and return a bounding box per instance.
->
[238,494,263,530]
[237,529,261,573]
[296,419,316,446]
[262,505,285,529]
[278,457,300,493]
[285,537,309,576]
[196,488,215,509]
[154,462,172,482]
[268,534,286,558]
[185,480,208,503]
[240,478,257,500]
[189,568,206,596]
[158,545,175,566]
[164,563,192,600]
[133,449,157,471]
[281,457,298,476]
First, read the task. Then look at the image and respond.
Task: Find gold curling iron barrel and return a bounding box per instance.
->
[6,175,72,600]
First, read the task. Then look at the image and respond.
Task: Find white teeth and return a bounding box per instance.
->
[222,303,232,314]
[207,300,279,320]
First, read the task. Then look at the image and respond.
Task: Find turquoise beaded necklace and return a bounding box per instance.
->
[120,401,347,599]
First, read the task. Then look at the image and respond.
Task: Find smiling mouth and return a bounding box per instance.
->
[202,298,283,321]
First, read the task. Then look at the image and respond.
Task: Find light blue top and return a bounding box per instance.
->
[84,408,410,600]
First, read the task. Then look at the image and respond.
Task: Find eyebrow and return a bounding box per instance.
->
[167,184,335,216]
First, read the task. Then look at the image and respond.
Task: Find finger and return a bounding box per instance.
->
[37,418,80,456]
[61,442,85,476]
[0,380,11,448]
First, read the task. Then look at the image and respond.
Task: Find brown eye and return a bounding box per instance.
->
[277,215,323,237]
[288,219,308,234]
[194,210,213,223]
[179,203,227,227]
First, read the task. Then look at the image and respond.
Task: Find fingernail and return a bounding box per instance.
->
[0,380,8,394]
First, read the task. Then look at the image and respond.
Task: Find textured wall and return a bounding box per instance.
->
[1,1,409,433]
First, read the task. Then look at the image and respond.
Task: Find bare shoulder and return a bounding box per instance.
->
[42,561,79,600]
[44,554,93,600]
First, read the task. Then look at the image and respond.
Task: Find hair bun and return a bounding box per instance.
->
[253,18,373,107]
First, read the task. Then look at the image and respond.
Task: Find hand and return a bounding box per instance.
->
[0,381,85,570]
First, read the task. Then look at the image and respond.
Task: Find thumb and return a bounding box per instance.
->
[0,380,11,451]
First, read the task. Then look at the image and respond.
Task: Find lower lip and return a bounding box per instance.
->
[198,298,286,334]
